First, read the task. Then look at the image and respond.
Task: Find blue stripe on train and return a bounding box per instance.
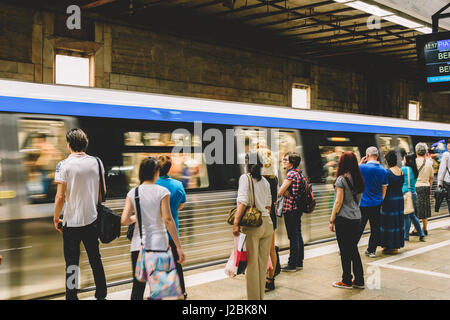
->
[0,95,448,137]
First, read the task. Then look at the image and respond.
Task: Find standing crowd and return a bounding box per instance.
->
[52,127,450,300]
[329,140,450,290]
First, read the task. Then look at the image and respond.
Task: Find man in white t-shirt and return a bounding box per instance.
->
[53,128,107,300]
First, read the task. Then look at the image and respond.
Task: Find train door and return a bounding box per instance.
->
[233,126,304,247]
[2,114,77,299]
[233,127,303,177]
[376,134,413,166]
[0,113,22,300]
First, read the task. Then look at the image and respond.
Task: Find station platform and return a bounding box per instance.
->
[53,216,450,301]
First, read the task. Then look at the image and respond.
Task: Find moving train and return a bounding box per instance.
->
[0,79,449,299]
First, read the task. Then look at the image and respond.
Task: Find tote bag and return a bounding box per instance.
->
[404,167,414,215]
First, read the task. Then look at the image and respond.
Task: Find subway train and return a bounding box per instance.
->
[0,79,449,299]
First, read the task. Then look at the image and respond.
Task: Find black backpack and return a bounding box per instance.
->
[293,172,316,214]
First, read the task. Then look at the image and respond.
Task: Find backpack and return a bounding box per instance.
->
[294,172,316,214]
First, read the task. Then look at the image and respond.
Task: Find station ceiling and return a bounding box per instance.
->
[7,0,450,75]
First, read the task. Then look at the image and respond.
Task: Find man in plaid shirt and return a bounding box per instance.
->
[278,152,305,272]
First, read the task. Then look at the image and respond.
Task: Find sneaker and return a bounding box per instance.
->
[352,281,365,289]
[281,265,296,272]
[410,231,419,236]
[366,251,376,258]
[332,281,352,289]
[364,250,370,256]
[419,236,425,242]
[424,230,428,236]
[296,266,303,270]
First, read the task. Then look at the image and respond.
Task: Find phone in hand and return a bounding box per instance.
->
[58,222,63,230]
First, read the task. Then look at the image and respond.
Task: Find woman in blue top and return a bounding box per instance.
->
[156,155,188,300]
[380,151,405,254]
[402,152,425,242]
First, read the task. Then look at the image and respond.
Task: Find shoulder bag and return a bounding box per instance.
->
[133,186,182,299]
[417,159,426,174]
[343,176,359,206]
[403,167,414,215]
[95,157,121,244]
[227,174,263,227]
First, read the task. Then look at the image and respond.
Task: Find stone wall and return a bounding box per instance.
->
[0,3,448,123]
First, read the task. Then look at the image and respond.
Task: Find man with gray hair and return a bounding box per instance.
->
[358,146,388,258]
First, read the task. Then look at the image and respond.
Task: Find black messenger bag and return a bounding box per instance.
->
[95,157,121,244]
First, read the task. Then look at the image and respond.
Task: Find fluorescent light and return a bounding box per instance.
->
[334,0,353,3]
[415,27,433,34]
[346,1,393,17]
[383,15,423,29]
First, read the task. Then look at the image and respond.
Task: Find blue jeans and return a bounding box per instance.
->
[404,192,425,239]
[284,210,304,268]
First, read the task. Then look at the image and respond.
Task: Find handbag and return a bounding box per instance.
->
[235,233,248,275]
[227,174,263,227]
[95,157,121,244]
[133,186,182,299]
[276,197,284,217]
[404,167,414,215]
[126,223,135,241]
[435,183,448,212]
[344,176,359,205]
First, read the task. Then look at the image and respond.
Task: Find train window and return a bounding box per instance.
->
[235,128,270,165]
[319,146,361,184]
[397,137,411,154]
[124,131,201,147]
[378,136,394,161]
[275,131,299,182]
[17,119,68,203]
[122,152,209,190]
[55,54,92,87]
[235,128,302,183]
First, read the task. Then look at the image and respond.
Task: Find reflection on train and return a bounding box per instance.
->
[0,80,449,299]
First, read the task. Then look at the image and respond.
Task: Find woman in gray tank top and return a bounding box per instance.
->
[329,151,365,289]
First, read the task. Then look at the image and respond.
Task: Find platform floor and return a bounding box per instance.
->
[55,217,450,300]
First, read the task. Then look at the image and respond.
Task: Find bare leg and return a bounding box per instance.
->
[267,233,276,280]
[422,218,428,232]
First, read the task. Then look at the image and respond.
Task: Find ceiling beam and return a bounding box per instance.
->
[258,7,356,28]
[289,26,413,46]
[238,0,335,22]
[212,0,287,16]
[276,13,371,34]
[254,0,386,44]
[81,0,118,9]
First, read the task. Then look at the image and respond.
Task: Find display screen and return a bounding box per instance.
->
[417,31,450,91]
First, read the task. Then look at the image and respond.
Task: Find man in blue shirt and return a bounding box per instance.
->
[358,147,388,258]
[156,155,187,299]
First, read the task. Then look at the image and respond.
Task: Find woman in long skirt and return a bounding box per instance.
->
[380,151,405,254]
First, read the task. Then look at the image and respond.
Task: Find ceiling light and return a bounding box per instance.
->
[415,27,433,34]
[346,1,393,17]
[334,0,353,3]
[383,15,423,28]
